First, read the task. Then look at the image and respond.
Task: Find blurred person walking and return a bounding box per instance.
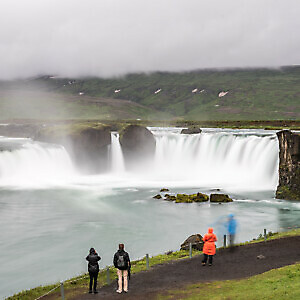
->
[228,214,237,248]
[86,247,101,294]
[202,228,217,266]
[113,243,131,293]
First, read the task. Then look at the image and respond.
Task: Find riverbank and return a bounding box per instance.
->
[6,229,300,300]
[1,119,300,131]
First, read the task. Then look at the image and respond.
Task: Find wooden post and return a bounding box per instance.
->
[264,229,267,242]
[146,254,149,270]
[223,235,227,248]
[106,267,110,284]
[189,243,192,258]
[60,281,65,300]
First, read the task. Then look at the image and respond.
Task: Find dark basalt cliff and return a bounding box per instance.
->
[119,125,156,168]
[36,123,111,173]
[276,130,300,200]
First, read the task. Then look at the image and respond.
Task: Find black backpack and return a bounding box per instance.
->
[89,264,98,273]
[117,254,128,269]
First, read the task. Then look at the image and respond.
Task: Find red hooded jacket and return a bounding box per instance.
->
[203,228,217,255]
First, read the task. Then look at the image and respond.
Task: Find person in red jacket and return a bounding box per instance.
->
[202,228,217,266]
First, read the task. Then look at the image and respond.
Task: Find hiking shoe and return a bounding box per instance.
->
[209,263,212,266]
[116,290,122,294]
[202,262,206,266]
[94,290,98,294]
[124,290,128,293]
[89,290,92,294]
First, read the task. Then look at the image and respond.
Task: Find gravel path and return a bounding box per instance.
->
[71,236,300,300]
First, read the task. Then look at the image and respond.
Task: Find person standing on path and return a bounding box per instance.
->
[86,248,101,294]
[202,228,217,266]
[227,214,237,248]
[113,243,131,293]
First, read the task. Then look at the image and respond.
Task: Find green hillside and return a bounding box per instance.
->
[0,66,299,120]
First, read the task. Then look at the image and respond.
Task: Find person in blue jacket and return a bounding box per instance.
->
[227,214,237,248]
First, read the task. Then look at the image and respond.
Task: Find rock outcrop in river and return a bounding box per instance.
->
[119,125,156,168]
[276,130,300,200]
[36,123,111,173]
[180,126,202,134]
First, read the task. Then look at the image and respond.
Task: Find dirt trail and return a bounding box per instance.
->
[71,236,300,300]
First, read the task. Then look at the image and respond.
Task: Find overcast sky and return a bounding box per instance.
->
[0,0,299,79]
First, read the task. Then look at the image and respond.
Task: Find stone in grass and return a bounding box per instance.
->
[160,188,169,192]
[180,234,204,251]
[153,194,162,199]
[210,194,233,203]
[257,254,266,259]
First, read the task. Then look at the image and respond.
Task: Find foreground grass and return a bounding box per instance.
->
[7,228,300,300]
[159,263,300,300]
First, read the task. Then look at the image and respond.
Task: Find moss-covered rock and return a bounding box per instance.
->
[164,194,177,201]
[190,192,209,202]
[162,192,210,203]
[210,194,233,203]
[160,188,169,192]
[153,194,162,199]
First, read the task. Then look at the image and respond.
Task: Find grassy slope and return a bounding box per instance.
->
[0,90,162,121]
[6,229,300,300]
[0,66,299,121]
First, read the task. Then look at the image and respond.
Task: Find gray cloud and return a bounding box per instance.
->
[0,0,299,79]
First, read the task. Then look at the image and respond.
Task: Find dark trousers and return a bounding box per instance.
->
[202,254,213,265]
[89,272,99,291]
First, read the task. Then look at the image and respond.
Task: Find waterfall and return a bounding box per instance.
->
[149,128,279,189]
[0,137,76,186]
[108,128,279,190]
[0,129,279,190]
[110,132,125,173]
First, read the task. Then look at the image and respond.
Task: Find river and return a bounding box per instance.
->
[0,127,299,298]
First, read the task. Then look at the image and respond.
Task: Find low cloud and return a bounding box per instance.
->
[0,0,299,79]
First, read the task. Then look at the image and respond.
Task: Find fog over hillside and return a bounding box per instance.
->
[0,0,299,79]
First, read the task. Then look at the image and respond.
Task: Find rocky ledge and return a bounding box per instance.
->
[180,126,202,134]
[276,130,300,200]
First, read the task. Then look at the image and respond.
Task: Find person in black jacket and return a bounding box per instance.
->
[86,248,101,294]
[113,243,131,293]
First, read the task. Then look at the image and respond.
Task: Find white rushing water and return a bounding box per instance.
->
[0,137,76,187]
[110,132,125,174]
[107,128,279,191]
[1,128,298,299]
